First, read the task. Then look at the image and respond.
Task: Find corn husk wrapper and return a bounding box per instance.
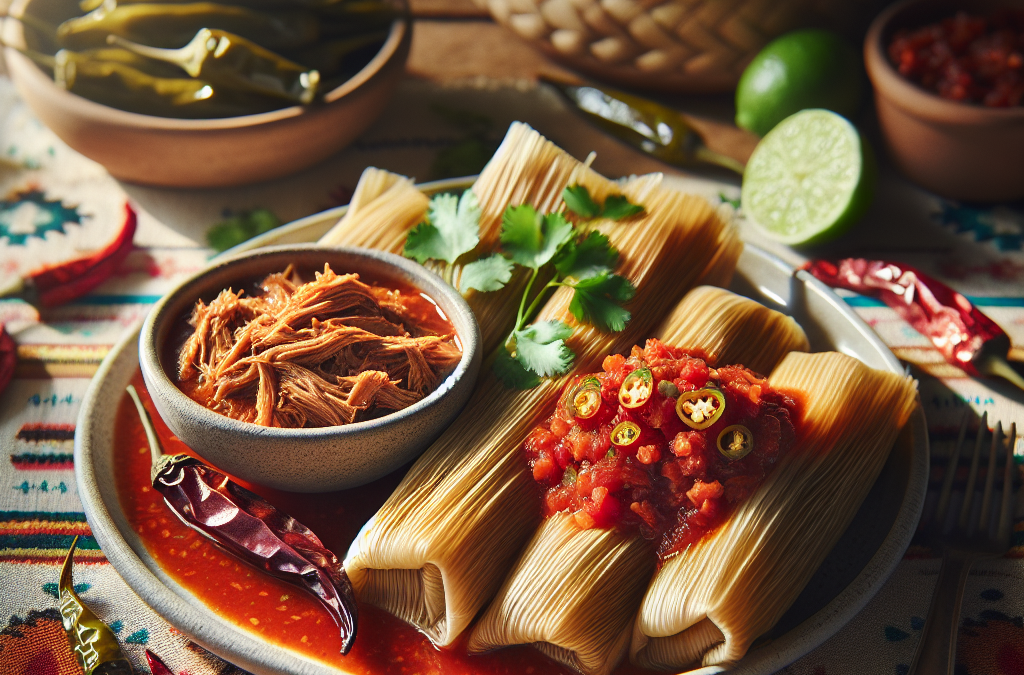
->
[345,132,741,647]
[656,286,810,374]
[317,123,634,354]
[466,287,808,675]
[631,351,918,671]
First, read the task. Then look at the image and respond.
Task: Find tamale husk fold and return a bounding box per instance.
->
[656,286,809,374]
[631,351,918,671]
[345,137,740,646]
[467,514,654,675]
[318,168,430,250]
[462,287,804,674]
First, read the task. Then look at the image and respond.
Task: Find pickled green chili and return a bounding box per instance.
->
[618,366,653,409]
[59,537,135,674]
[54,49,279,117]
[545,78,745,175]
[568,376,602,419]
[57,0,320,51]
[675,387,725,430]
[110,28,319,103]
[718,424,754,461]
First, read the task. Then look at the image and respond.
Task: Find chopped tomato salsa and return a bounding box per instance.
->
[888,9,1024,107]
[523,339,797,559]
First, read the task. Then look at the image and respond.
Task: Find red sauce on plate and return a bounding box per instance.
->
[115,373,653,674]
[523,339,797,560]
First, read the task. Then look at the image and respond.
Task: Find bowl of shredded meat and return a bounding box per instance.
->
[139,244,481,492]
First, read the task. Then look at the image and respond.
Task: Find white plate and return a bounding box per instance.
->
[75,178,928,675]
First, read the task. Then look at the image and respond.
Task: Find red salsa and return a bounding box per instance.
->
[523,339,797,560]
[888,10,1024,107]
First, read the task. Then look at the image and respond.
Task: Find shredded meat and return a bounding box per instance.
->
[176,264,462,427]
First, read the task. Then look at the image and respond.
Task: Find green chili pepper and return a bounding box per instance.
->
[717,424,754,461]
[54,49,280,117]
[610,420,641,448]
[619,367,653,409]
[545,79,745,175]
[675,387,725,430]
[562,465,578,485]
[568,376,602,420]
[109,28,319,104]
[57,0,320,51]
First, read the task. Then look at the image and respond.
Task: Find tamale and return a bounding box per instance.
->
[318,168,430,250]
[344,143,740,647]
[656,286,809,375]
[316,123,651,354]
[631,351,918,671]
[466,287,807,674]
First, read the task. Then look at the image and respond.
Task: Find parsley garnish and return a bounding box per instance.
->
[403,184,643,388]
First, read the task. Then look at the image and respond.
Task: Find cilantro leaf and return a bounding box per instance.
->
[459,254,514,293]
[514,321,574,377]
[554,231,618,280]
[403,190,481,264]
[601,194,644,220]
[562,185,601,219]
[493,347,541,389]
[569,273,635,332]
[500,206,574,269]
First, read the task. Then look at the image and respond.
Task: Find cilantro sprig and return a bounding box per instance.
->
[404,184,644,388]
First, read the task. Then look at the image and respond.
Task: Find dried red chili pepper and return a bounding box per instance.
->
[144,650,175,675]
[806,258,1023,388]
[0,203,136,307]
[126,385,358,653]
[0,324,14,398]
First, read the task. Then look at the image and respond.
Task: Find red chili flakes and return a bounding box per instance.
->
[888,9,1024,107]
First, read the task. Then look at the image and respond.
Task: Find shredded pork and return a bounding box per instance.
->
[177,264,461,427]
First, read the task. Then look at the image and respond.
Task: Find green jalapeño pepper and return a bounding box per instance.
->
[54,49,280,117]
[610,420,642,449]
[110,28,320,104]
[569,376,602,420]
[618,367,653,409]
[675,388,725,430]
[717,424,753,461]
[57,1,320,51]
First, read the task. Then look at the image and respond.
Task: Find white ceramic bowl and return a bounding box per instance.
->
[138,245,481,492]
[1,0,410,187]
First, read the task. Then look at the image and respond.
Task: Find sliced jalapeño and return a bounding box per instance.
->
[675,388,725,430]
[717,424,753,461]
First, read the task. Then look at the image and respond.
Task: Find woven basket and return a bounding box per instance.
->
[478,0,883,92]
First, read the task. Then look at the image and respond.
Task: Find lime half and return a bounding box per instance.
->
[741,109,874,246]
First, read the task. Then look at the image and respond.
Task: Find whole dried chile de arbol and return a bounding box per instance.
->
[126,385,358,652]
[806,258,1024,389]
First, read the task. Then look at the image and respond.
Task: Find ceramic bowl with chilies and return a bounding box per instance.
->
[139,245,482,492]
[1,0,410,187]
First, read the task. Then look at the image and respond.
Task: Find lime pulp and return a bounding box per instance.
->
[741,109,873,246]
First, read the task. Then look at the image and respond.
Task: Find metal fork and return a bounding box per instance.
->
[908,412,1018,675]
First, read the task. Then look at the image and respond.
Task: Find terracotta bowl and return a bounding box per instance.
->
[864,0,1024,202]
[1,0,410,188]
[138,245,481,492]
